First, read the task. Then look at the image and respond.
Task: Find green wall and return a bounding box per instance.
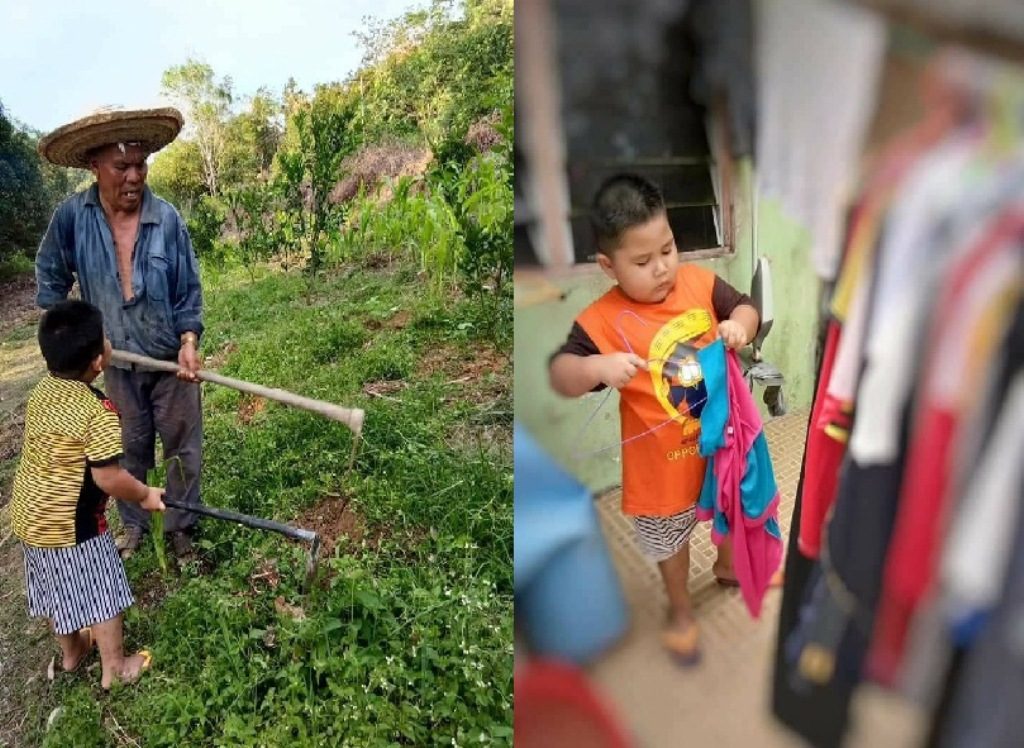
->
[514,162,820,493]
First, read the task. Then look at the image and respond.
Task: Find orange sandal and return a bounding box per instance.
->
[662,621,700,666]
[60,627,95,674]
[137,649,152,674]
[102,649,153,690]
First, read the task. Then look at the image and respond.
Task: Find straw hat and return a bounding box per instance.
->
[38,106,184,169]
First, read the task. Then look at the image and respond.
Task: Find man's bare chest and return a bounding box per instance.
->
[111,221,139,255]
[109,218,140,299]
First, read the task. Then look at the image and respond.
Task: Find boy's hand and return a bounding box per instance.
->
[141,487,166,513]
[718,320,748,350]
[588,352,648,390]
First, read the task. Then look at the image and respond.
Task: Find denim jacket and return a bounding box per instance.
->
[35,184,203,366]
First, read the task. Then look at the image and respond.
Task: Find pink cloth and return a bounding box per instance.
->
[698,349,784,617]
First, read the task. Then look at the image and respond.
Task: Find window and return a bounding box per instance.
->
[515,0,736,268]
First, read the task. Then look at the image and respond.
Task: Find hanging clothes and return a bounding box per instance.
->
[794,125,968,560]
[795,320,844,559]
[894,304,1024,709]
[939,506,1024,748]
[941,367,1024,640]
[936,301,1024,748]
[920,299,1024,745]
[772,59,1024,744]
[868,208,1024,685]
[847,133,986,466]
[786,138,1024,681]
[771,316,856,748]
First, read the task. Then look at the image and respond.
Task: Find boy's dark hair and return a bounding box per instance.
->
[590,174,666,253]
[38,300,105,377]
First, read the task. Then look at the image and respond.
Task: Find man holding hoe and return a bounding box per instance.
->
[35,107,205,560]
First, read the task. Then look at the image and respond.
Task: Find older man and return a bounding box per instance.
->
[35,107,204,559]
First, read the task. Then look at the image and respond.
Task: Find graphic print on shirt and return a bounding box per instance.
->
[648,309,713,454]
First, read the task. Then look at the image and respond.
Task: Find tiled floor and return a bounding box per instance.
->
[587,411,926,748]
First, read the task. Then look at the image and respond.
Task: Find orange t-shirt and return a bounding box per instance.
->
[575,265,725,516]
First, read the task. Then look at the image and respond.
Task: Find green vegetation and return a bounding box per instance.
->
[30,257,511,747]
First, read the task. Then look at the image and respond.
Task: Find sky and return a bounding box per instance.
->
[0,0,425,133]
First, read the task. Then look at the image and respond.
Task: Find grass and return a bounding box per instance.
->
[16,259,512,747]
[0,320,43,496]
[0,254,34,283]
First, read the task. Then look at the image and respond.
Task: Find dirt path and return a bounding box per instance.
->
[0,274,39,338]
[0,274,51,748]
[0,274,45,494]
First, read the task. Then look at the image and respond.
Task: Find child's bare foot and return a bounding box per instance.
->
[60,628,94,673]
[662,609,700,665]
[712,561,736,585]
[101,650,152,689]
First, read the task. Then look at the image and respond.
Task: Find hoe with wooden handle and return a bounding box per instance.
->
[111,350,364,435]
[112,349,363,590]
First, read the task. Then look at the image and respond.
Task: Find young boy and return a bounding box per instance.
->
[10,300,165,688]
[549,174,760,662]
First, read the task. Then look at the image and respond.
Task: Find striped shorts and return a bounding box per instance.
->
[632,506,699,562]
[22,532,135,636]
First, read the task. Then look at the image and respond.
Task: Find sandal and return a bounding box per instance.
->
[50,627,95,679]
[661,620,700,666]
[102,649,152,690]
[118,526,146,560]
[715,570,785,588]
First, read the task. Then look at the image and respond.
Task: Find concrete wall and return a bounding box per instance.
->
[514,161,820,493]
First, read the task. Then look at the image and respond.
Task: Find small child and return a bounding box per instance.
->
[10,300,165,688]
[549,174,761,662]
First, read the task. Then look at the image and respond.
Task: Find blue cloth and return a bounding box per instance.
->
[699,443,783,540]
[515,423,627,664]
[696,339,732,536]
[746,435,784,534]
[36,185,204,365]
[697,339,729,455]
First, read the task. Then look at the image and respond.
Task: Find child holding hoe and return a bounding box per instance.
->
[10,300,165,688]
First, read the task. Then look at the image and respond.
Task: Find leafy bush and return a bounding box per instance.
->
[186,194,227,261]
[0,102,50,264]
[336,177,464,291]
[454,150,512,295]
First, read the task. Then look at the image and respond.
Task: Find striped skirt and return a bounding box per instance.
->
[22,532,135,635]
[633,506,699,562]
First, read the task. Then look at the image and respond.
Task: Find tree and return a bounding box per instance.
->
[148,138,207,210]
[0,101,51,262]
[351,0,513,151]
[224,183,276,279]
[161,59,233,196]
[222,89,282,187]
[282,77,306,118]
[275,85,359,276]
[39,159,77,207]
